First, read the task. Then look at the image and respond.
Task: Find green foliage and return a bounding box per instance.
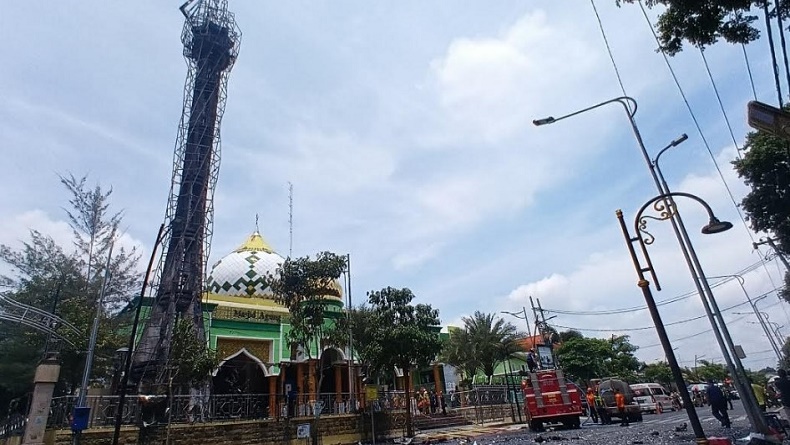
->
[781,337,790,370]
[617,0,763,55]
[733,129,790,301]
[642,361,673,387]
[694,360,729,382]
[269,251,348,358]
[555,333,640,383]
[359,287,443,437]
[455,311,523,383]
[170,318,219,388]
[559,329,584,342]
[0,174,141,416]
[439,327,478,389]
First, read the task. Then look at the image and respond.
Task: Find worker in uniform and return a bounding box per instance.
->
[586,388,598,423]
[614,388,629,427]
[595,390,610,425]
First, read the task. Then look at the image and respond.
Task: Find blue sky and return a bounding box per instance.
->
[1,1,788,370]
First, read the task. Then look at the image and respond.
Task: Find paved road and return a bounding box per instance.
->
[417,402,758,444]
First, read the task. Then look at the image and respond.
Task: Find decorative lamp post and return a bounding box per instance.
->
[535,97,771,438]
[618,191,736,445]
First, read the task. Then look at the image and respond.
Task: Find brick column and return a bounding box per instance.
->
[308,360,317,398]
[433,364,443,394]
[334,366,343,403]
[268,375,277,418]
[297,362,304,404]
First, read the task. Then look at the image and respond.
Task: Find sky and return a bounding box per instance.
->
[1,1,789,371]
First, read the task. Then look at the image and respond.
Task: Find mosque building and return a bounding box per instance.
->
[199,229,359,415]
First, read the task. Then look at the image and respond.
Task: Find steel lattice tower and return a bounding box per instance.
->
[132,0,240,384]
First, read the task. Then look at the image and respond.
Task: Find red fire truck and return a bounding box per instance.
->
[521,368,583,432]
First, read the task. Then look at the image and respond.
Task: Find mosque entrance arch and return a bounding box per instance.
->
[318,347,346,395]
[213,348,269,394]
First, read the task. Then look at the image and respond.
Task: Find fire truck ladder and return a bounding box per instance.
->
[554,369,572,405]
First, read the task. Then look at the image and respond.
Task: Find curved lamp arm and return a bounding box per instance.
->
[532,96,637,126]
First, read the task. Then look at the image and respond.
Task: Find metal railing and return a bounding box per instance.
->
[40,386,516,430]
[0,413,26,439]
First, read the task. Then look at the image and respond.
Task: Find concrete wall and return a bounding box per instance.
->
[17,413,393,445]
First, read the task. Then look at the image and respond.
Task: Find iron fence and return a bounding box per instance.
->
[0,413,25,439]
[35,386,515,431]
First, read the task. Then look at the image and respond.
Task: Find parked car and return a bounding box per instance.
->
[630,383,674,413]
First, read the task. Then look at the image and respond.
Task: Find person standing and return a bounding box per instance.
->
[751,378,767,411]
[706,380,731,428]
[614,388,629,426]
[527,349,538,373]
[773,369,790,421]
[586,388,599,424]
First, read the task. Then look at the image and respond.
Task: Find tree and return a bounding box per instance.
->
[733,129,790,301]
[559,329,584,342]
[555,336,612,383]
[608,335,641,382]
[781,337,790,370]
[169,318,219,388]
[642,362,673,387]
[694,360,729,382]
[360,287,442,438]
[616,0,765,55]
[440,327,479,389]
[460,312,523,383]
[268,251,348,445]
[0,174,141,416]
[554,333,641,383]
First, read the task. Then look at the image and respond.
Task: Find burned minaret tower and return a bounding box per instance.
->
[132,0,240,383]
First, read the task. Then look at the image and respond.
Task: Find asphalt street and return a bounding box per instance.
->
[419,402,757,444]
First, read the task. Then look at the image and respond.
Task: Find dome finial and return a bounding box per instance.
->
[255,213,259,233]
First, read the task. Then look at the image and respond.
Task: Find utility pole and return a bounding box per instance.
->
[754,237,790,271]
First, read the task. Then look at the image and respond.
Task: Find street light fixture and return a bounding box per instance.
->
[652,139,768,435]
[535,96,771,438]
[710,275,783,362]
[616,192,727,445]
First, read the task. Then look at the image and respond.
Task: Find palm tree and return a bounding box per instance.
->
[464,311,524,383]
[441,327,479,388]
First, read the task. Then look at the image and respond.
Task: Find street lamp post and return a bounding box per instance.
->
[619,192,737,444]
[535,96,770,437]
[654,148,768,434]
[711,275,783,363]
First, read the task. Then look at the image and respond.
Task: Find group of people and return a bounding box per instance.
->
[416,387,446,416]
[584,387,626,426]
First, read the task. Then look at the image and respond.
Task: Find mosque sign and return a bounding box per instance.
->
[213,306,281,323]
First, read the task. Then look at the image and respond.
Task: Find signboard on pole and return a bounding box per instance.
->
[735,345,747,359]
[365,385,378,401]
[747,100,790,141]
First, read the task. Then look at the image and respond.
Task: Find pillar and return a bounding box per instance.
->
[334,365,343,403]
[268,376,277,418]
[308,360,317,398]
[22,354,60,445]
[297,363,304,404]
[432,364,442,394]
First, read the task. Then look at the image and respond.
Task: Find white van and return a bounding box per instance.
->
[630,383,674,413]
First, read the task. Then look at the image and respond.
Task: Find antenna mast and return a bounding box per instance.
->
[288,182,293,257]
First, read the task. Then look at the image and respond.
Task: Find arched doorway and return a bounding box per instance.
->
[319,347,346,395]
[213,349,269,394]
